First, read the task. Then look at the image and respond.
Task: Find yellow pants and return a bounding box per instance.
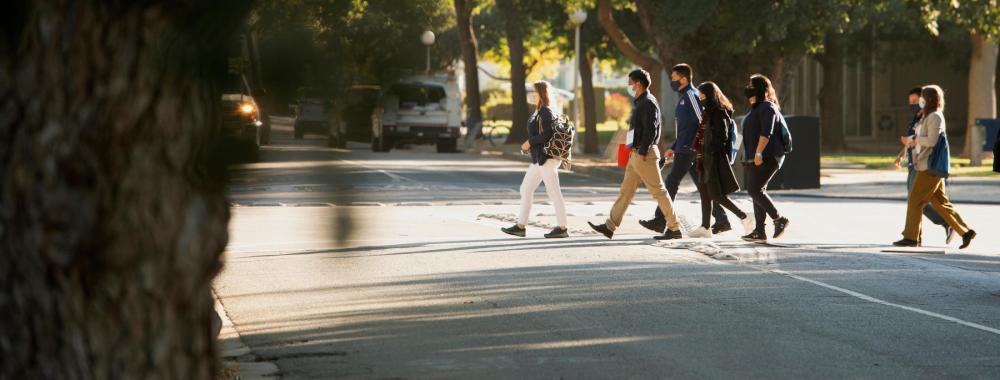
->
[607,146,679,231]
[902,170,970,241]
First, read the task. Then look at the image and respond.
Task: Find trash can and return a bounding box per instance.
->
[976,118,999,152]
[732,115,821,190]
[769,116,821,189]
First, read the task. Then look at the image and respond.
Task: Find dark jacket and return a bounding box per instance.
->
[905,107,921,168]
[698,107,740,196]
[672,84,703,154]
[629,91,662,156]
[742,100,786,161]
[994,125,1000,173]
[527,106,555,165]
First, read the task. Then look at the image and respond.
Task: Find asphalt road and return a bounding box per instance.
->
[216,119,1000,379]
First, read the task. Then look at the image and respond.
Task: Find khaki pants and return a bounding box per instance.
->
[902,170,970,241]
[607,146,679,231]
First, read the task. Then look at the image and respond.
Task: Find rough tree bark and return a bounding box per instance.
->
[580,52,599,154]
[499,0,531,145]
[0,1,249,378]
[963,32,998,165]
[597,0,662,96]
[456,0,484,147]
[817,34,846,151]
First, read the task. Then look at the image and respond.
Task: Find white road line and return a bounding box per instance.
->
[760,267,1000,336]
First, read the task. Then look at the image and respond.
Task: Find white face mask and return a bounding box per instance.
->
[918,97,926,109]
[627,83,637,97]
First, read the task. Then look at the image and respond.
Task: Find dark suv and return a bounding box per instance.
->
[221,93,263,161]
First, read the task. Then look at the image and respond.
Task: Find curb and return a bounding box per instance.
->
[494,151,624,183]
[770,192,1000,206]
[484,150,1000,206]
[215,292,279,380]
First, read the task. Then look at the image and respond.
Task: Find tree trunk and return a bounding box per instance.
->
[597,0,662,96]
[963,32,998,165]
[455,0,484,146]
[1,1,247,378]
[635,0,681,98]
[817,34,846,151]
[499,0,530,145]
[580,52,599,154]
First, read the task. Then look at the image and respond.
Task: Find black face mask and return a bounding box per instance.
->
[744,86,757,99]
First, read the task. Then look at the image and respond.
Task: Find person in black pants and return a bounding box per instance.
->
[639,64,729,234]
[741,74,790,242]
[686,81,754,238]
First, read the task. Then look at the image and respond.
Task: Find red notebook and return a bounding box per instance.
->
[617,144,631,168]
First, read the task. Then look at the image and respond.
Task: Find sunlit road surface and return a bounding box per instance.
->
[215,119,1000,379]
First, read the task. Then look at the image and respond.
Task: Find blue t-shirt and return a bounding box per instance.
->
[741,101,786,161]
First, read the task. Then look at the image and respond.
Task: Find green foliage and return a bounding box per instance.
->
[914,0,1000,40]
[250,0,459,103]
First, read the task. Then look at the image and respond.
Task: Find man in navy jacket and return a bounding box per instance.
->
[639,64,729,234]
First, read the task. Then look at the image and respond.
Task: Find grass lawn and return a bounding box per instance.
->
[824,155,997,177]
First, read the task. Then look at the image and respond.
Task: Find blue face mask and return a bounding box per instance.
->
[627,83,637,97]
[670,80,681,92]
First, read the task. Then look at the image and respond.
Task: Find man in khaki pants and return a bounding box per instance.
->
[589,69,683,240]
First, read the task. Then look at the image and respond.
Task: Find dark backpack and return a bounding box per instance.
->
[723,110,740,164]
[775,112,793,154]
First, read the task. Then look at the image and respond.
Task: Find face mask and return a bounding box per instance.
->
[918,97,926,109]
[670,80,681,92]
[910,104,921,114]
[744,86,756,99]
[627,83,637,97]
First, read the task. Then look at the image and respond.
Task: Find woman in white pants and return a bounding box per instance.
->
[502,81,568,238]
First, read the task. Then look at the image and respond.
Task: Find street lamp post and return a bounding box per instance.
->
[569,9,587,126]
[421,30,436,76]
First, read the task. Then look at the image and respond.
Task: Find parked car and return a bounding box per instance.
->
[221,93,263,161]
[371,75,462,153]
[293,97,330,139]
[329,85,381,148]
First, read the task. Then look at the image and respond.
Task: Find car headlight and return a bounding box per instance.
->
[239,103,255,114]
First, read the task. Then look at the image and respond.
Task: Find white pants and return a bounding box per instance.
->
[518,159,567,227]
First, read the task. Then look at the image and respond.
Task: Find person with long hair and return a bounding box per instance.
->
[740,74,790,242]
[894,87,952,243]
[894,85,976,248]
[687,81,754,238]
[501,80,569,238]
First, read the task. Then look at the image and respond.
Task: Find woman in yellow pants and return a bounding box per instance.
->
[893,85,976,249]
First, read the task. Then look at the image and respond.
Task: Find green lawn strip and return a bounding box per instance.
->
[823,155,996,177]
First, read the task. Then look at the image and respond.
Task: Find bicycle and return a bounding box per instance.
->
[480,118,511,147]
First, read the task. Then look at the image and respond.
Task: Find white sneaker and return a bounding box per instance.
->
[689,226,712,238]
[741,214,754,235]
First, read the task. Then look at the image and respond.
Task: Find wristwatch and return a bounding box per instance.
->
[754,152,763,157]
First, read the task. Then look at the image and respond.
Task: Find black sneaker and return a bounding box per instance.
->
[638,218,665,233]
[892,238,920,247]
[944,225,956,244]
[711,223,732,234]
[654,229,683,240]
[742,229,767,243]
[545,227,569,239]
[772,217,790,239]
[959,230,976,249]
[588,222,614,239]
[501,225,525,237]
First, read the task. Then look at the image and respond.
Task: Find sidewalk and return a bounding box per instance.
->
[476,146,1000,205]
